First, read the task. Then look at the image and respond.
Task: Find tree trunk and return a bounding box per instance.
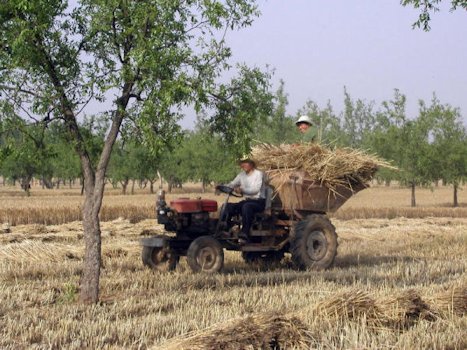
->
[453,183,459,207]
[21,176,32,196]
[80,190,102,304]
[168,179,173,193]
[385,179,391,187]
[131,179,135,195]
[411,182,416,207]
[121,179,128,195]
[149,180,154,194]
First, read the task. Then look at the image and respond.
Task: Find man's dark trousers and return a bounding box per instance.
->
[223,198,265,237]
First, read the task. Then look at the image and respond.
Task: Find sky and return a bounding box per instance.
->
[180,0,467,128]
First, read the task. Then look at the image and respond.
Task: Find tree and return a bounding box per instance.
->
[0,117,53,194]
[367,89,406,186]
[107,140,135,195]
[368,90,436,206]
[0,0,268,303]
[426,96,467,207]
[181,128,237,191]
[255,80,296,144]
[297,99,343,144]
[341,87,376,148]
[401,0,467,30]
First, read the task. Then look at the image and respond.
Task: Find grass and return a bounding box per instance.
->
[1,215,466,349]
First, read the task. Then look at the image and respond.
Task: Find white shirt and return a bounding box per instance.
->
[228,169,267,199]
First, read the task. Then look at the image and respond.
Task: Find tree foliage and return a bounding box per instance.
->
[401,0,467,30]
[0,0,270,303]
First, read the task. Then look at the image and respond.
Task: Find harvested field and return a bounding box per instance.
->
[1,216,466,349]
[0,183,465,225]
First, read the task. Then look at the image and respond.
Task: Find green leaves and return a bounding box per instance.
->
[401,0,467,30]
[203,64,274,156]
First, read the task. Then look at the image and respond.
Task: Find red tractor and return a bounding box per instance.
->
[141,172,365,273]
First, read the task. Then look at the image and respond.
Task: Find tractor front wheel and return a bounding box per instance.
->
[291,214,337,270]
[142,246,178,272]
[187,236,224,273]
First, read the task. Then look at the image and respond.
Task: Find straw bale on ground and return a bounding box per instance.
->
[428,286,467,316]
[160,312,313,350]
[0,240,81,263]
[377,289,437,328]
[310,289,383,322]
[159,286,464,349]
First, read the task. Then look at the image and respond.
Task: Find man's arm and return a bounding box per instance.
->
[227,173,242,189]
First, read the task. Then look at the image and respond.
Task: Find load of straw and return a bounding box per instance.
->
[251,143,394,195]
[160,312,313,350]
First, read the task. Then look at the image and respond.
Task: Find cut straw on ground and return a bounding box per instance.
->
[159,285,466,350]
[159,312,314,350]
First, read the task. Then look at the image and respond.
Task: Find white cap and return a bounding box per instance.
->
[295,115,312,125]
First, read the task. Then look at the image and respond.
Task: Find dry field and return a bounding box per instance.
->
[0,184,466,349]
[0,183,466,225]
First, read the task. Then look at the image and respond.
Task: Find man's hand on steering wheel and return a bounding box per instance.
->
[233,186,242,195]
[215,184,243,197]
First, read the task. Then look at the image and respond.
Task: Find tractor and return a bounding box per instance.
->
[140,171,365,273]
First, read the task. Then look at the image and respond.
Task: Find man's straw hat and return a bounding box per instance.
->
[238,154,255,166]
[295,115,312,126]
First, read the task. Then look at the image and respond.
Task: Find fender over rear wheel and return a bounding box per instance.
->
[291,214,337,270]
[187,236,224,273]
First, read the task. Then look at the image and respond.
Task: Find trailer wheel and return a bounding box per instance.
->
[291,214,337,270]
[187,236,224,273]
[142,246,178,272]
[242,251,284,265]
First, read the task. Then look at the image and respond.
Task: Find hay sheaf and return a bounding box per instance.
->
[376,289,437,328]
[0,240,82,263]
[428,286,467,316]
[160,286,464,349]
[310,289,384,323]
[160,312,313,350]
[251,143,394,193]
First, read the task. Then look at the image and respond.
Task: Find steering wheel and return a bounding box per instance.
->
[215,185,243,198]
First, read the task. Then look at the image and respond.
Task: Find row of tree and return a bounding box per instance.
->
[1,83,466,207]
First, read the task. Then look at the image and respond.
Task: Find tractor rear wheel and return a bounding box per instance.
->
[142,246,178,272]
[291,214,337,270]
[187,236,224,273]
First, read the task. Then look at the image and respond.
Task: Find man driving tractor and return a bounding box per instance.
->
[222,156,267,244]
